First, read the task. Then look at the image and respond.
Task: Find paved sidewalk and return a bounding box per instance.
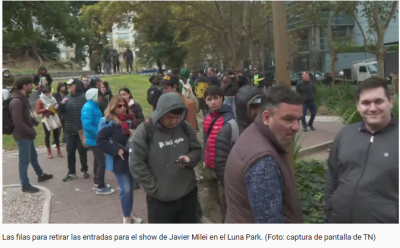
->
[2,118,343,224]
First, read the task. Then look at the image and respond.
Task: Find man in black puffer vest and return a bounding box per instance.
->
[58,79,89,182]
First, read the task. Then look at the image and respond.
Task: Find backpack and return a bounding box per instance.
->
[195,82,210,99]
[227,119,239,145]
[3,97,15,135]
[180,79,200,112]
[143,118,190,147]
[180,79,196,100]
[39,75,49,87]
[147,85,163,108]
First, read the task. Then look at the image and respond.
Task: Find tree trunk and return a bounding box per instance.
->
[251,40,259,70]
[29,42,43,67]
[327,6,340,84]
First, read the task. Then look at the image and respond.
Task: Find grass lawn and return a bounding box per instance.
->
[2,74,153,151]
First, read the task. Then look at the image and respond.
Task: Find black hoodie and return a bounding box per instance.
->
[33,66,53,87]
[214,85,263,184]
[58,79,87,134]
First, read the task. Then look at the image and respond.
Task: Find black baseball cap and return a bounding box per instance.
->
[160,74,179,86]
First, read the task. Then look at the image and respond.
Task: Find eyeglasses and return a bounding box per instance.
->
[117,104,126,108]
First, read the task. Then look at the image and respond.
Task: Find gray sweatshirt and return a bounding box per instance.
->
[324,118,399,223]
[130,92,202,201]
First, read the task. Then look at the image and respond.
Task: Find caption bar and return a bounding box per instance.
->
[2,233,376,242]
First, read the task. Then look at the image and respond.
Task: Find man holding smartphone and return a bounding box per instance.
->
[130,92,202,223]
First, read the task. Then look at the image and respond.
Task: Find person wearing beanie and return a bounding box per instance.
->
[82,88,114,194]
[58,78,89,182]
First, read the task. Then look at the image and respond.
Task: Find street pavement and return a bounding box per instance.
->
[2,117,343,224]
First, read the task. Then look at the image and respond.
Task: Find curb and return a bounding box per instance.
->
[298,140,333,158]
[3,184,52,224]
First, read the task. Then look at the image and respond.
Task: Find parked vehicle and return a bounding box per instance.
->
[290,73,301,85]
[351,58,378,84]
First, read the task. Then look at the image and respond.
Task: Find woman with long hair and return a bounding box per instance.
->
[35,86,63,159]
[119,88,144,126]
[97,95,142,224]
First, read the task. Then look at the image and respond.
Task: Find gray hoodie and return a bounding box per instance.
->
[130,92,202,201]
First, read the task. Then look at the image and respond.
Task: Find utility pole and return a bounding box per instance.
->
[272,1,295,177]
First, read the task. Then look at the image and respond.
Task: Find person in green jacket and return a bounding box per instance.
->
[180,68,195,93]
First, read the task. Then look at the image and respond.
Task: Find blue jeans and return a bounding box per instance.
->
[301,101,317,127]
[223,97,236,117]
[115,172,135,217]
[16,140,44,187]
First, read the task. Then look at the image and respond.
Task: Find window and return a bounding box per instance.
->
[359,66,367,73]
[117,25,129,31]
[118,34,130,40]
[367,63,378,74]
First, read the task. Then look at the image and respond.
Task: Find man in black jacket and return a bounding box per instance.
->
[324,78,399,223]
[296,71,317,132]
[213,85,263,219]
[58,79,89,182]
[124,48,134,73]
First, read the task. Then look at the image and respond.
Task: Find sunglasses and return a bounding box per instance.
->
[117,104,127,108]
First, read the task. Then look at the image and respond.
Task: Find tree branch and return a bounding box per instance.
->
[353,15,373,53]
[384,1,398,30]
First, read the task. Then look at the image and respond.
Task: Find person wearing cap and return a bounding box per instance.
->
[296,71,317,132]
[213,85,263,222]
[58,79,90,182]
[160,74,198,131]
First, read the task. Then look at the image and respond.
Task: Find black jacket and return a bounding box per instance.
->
[223,75,239,97]
[33,73,53,87]
[324,119,399,223]
[129,102,144,126]
[214,86,263,184]
[97,124,131,174]
[58,80,86,135]
[296,79,317,103]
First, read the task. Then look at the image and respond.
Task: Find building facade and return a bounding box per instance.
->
[285,1,399,73]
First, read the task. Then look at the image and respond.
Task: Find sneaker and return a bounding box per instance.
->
[131,216,143,224]
[93,184,111,190]
[52,144,57,149]
[22,185,39,193]
[123,217,131,224]
[82,172,90,179]
[303,126,308,132]
[308,125,316,131]
[38,173,53,183]
[62,174,77,182]
[96,187,115,195]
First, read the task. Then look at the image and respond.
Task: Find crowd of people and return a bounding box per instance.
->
[90,48,135,75]
[3,65,398,224]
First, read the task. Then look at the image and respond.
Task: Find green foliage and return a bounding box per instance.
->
[295,159,327,223]
[37,37,60,61]
[293,133,304,162]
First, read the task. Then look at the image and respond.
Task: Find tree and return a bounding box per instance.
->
[3,1,82,66]
[353,1,398,78]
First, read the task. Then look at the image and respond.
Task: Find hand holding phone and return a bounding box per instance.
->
[176,156,190,168]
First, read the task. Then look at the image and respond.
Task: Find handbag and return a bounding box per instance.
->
[42,114,62,132]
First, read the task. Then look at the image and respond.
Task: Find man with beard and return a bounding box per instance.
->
[213,85,263,221]
[8,76,53,193]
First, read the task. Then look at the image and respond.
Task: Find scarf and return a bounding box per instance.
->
[39,92,56,107]
[118,114,136,134]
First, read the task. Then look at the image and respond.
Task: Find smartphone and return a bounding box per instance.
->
[175,159,189,165]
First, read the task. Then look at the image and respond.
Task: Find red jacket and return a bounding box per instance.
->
[203,104,235,169]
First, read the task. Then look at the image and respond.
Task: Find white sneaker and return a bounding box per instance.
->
[123,217,131,224]
[131,216,143,224]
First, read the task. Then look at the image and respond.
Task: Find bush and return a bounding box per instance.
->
[295,159,327,223]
